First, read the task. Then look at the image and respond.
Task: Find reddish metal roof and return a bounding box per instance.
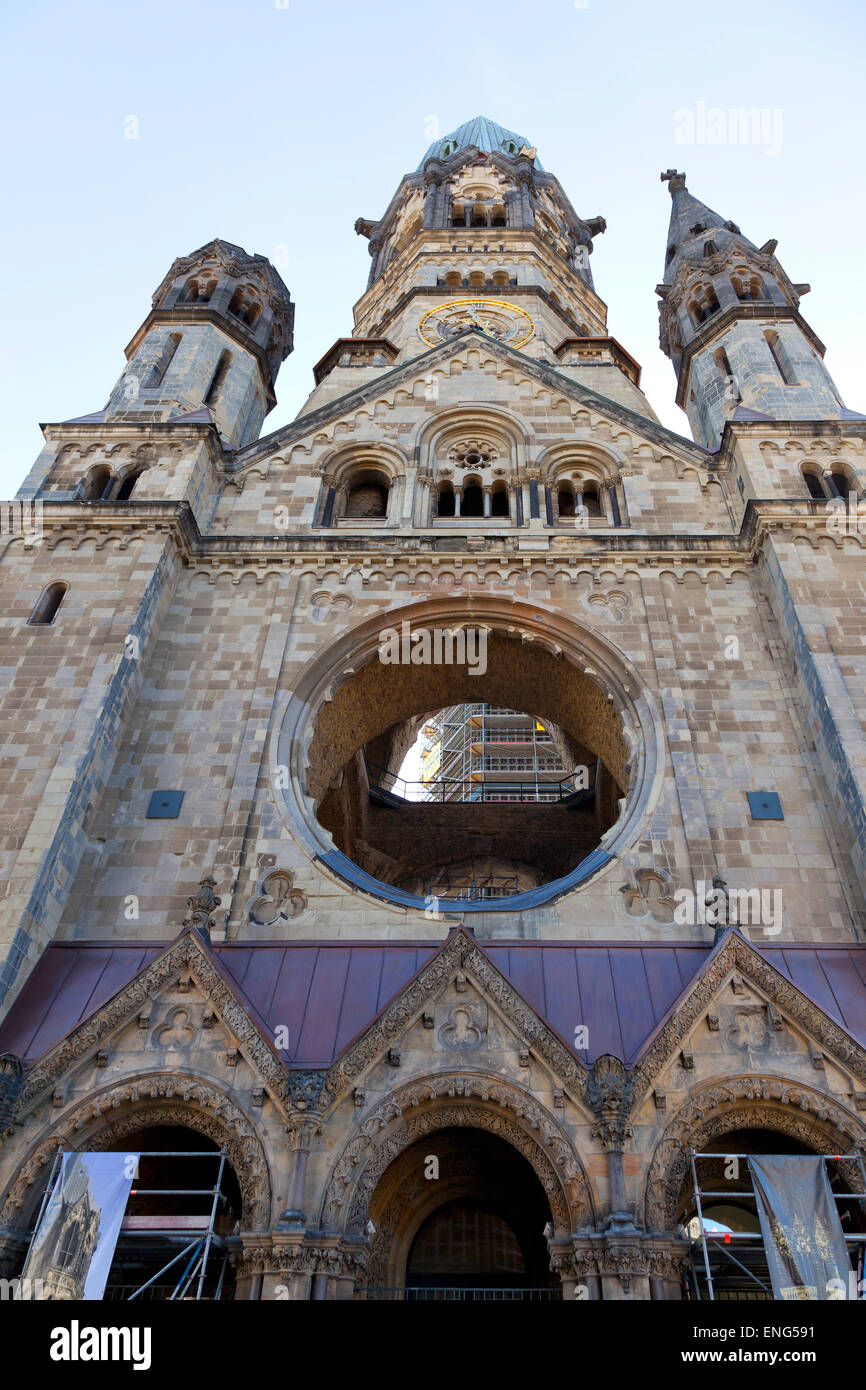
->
[1,937,865,1071]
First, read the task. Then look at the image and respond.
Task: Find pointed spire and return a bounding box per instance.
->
[659,169,757,282]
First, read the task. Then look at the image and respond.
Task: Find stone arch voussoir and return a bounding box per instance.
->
[319,1073,596,1240]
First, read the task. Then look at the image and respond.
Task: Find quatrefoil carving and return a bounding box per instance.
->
[248,870,307,927]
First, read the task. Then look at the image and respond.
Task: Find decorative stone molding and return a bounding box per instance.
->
[632,932,866,1104]
[644,1076,866,1231]
[320,930,590,1110]
[247,870,307,927]
[231,1234,368,1282]
[11,932,289,1118]
[0,1075,273,1232]
[320,1073,595,1237]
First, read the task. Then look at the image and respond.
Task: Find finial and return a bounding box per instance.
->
[660,169,687,194]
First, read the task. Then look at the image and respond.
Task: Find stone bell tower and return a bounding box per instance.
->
[105,238,295,449]
[656,169,846,451]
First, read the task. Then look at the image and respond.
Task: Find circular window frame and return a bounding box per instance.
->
[273,597,664,913]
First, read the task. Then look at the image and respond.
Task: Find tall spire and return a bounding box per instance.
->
[660,168,759,282]
[656,171,846,450]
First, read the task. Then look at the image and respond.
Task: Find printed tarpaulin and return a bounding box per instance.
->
[749,1155,852,1300]
[21,1151,135,1300]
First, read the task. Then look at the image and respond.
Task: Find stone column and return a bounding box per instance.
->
[415,473,432,526]
[454,487,462,517]
[483,488,491,518]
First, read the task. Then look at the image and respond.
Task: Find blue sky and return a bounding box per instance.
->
[1,0,863,494]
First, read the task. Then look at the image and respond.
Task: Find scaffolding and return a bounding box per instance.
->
[685,1149,866,1301]
[29,1148,233,1301]
[420,704,572,803]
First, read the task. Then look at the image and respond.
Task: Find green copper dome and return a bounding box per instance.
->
[418,116,544,171]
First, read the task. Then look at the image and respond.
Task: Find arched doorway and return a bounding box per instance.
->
[364,1128,560,1300]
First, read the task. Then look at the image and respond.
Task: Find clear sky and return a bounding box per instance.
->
[1,0,863,495]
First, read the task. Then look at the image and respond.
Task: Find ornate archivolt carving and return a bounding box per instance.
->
[11,932,289,1117]
[320,930,590,1109]
[644,1076,866,1232]
[319,1073,595,1237]
[0,1075,273,1232]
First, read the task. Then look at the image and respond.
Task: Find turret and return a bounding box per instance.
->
[105,239,294,448]
[656,170,844,449]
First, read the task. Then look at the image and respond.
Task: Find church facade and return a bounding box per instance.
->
[1,115,865,1299]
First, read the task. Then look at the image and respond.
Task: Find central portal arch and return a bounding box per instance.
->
[369,1128,556,1293]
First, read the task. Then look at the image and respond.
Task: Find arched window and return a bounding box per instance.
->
[491,270,509,287]
[830,466,853,498]
[732,271,764,302]
[470,202,487,228]
[689,284,720,325]
[491,205,506,229]
[491,483,509,517]
[28,582,68,626]
[450,201,466,228]
[228,286,261,328]
[764,330,799,385]
[437,483,456,517]
[82,465,114,501]
[444,270,462,287]
[461,480,484,517]
[344,470,390,519]
[115,470,143,501]
[468,270,485,288]
[802,469,827,500]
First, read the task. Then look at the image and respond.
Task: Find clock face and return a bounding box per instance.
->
[418,298,534,349]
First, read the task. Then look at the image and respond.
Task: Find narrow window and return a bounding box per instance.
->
[28,582,68,626]
[204,351,232,405]
[717,347,733,386]
[437,485,455,517]
[583,484,603,518]
[491,487,509,517]
[461,483,484,517]
[765,330,798,385]
[147,332,182,388]
[558,486,575,518]
[831,468,851,498]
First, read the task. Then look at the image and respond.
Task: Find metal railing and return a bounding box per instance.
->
[357,1286,563,1301]
[365,752,596,805]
